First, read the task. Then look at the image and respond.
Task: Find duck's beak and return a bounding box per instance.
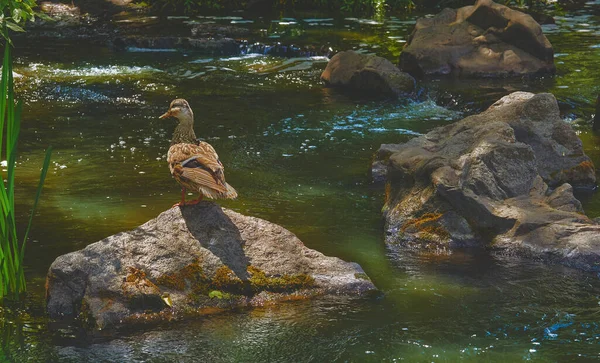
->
[159,110,172,119]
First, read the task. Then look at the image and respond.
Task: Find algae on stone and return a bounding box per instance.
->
[247,266,315,293]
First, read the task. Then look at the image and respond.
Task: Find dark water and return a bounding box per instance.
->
[4,3,600,362]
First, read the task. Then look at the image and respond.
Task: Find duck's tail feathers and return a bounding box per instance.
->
[198,183,237,199]
[223,183,238,199]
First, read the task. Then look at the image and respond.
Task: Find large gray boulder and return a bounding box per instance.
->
[374,92,600,271]
[46,203,375,330]
[399,0,555,78]
[321,50,416,97]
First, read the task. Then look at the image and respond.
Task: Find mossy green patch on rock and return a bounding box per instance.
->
[124,267,159,287]
[247,266,315,293]
[212,265,244,293]
[155,260,213,304]
[354,273,371,281]
[156,262,316,303]
[154,262,247,305]
[155,272,185,291]
[208,290,232,299]
[155,260,207,292]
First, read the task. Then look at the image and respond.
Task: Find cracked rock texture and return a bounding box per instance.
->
[373,92,600,272]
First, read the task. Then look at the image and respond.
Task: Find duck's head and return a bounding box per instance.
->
[159,98,194,123]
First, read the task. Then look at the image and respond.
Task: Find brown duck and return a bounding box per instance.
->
[160,99,237,206]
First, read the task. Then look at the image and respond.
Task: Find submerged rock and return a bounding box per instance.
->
[46,203,375,330]
[373,92,600,271]
[399,0,555,78]
[321,50,416,97]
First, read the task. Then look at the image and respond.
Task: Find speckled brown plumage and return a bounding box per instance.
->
[160,99,237,204]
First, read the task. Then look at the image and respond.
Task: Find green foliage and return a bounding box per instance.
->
[0,0,38,43]
[0,19,52,299]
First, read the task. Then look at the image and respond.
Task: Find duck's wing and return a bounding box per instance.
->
[169,142,228,194]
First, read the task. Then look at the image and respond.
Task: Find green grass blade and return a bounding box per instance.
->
[10,101,23,293]
[6,98,20,217]
[0,44,10,218]
[0,64,6,296]
[0,25,12,298]
[0,41,8,137]
[4,43,19,297]
[0,41,17,297]
[0,40,12,214]
[0,257,4,297]
[0,44,8,217]
[6,49,16,212]
[20,146,52,269]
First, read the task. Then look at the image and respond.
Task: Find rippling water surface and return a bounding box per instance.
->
[5,3,600,361]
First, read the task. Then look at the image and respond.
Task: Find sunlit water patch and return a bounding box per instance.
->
[24,63,163,79]
[239,100,462,166]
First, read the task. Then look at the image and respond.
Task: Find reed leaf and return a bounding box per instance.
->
[20,146,52,269]
[0,30,52,299]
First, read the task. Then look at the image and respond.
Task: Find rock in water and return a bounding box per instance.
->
[374,92,600,272]
[46,203,376,329]
[321,50,416,97]
[399,0,555,78]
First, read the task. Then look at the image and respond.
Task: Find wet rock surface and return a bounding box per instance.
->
[399,0,555,78]
[46,202,376,330]
[321,50,416,97]
[373,92,600,272]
